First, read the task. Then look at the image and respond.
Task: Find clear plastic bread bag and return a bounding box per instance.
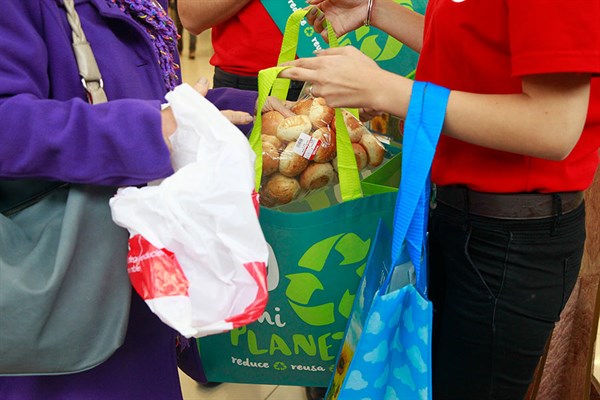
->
[256,83,387,208]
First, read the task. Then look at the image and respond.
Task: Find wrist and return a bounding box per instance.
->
[161,107,177,150]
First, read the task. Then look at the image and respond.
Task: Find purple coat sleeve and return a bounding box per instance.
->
[0,2,173,186]
[0,2,257,187]
[206,87,258,136]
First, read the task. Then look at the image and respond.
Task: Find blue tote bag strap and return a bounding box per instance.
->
[390,81,450,295]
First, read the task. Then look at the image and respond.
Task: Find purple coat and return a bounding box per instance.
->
[0,0,257,399]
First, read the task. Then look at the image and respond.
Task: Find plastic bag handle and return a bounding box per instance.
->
[250,66,363,202]
[389,81,450,295]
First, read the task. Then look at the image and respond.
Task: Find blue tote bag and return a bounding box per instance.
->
[326,81,450,400]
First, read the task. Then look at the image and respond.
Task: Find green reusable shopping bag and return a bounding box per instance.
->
[198,9,401,387]
[260,0,427,77]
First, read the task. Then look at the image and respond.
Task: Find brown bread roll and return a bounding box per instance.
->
[360,131,385,167]
[262,141,280,176]
[279,141,309,177]
[299,162,335,190]
[352,143,369,171]
[341,109,368,143]
[312,127,336,163]
[262,111,285,136]
[264,173,301,205]
[276,115,312,142]
[309,97,335,129]
[290,98,313,116]
[262,134,283,150]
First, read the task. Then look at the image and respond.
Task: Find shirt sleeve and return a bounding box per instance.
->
[508,0,600,76]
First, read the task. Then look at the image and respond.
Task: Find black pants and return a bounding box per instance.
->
[428,201,586,399]
[213,67,303,101]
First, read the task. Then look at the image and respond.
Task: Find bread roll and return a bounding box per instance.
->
[360,131,385,167]
[264,173,301,205]
[352,143,368,170]
[300,162,335,190]
[341,109,368,143]
[262,141,280,176]
[262,111,285,136]
[370,113,389,134]
[279,141,309,177]
[262,134,283,150]
[309,97,335,129]
[291,98,313,116]
[312,127,336,163]
[259,184,277,207]
[276,115,312,142]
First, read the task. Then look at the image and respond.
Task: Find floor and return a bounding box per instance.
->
[178,30,214,86]
[176,29,306,400]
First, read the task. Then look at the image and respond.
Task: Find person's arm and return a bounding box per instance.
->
[280,47,591,161]
[307,0,424,53]
[178,0,252,35]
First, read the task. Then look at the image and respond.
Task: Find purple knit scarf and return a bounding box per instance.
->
[108,0,180,90]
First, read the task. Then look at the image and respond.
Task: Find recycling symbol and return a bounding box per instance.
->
[285,233,370,326]
[274,362,288,371]
[304,26,315,37]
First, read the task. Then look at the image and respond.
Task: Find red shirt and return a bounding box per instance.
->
[417,0,600,193]
[210,1,282,76]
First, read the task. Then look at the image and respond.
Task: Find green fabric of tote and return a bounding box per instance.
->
[198,8,401,387]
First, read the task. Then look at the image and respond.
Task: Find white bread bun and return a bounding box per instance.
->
[276,115,312,142]
[279,141,309,177]
[262,141,280,176]
[291,98,313,116]
[309,97,335,129]
[312,127,336,163]
[261,111,285,136]
[360,131,385,167]
[264,173,301,205]
[341,109,368,143]
[300,162,335,190]
[262,134,283,150]
[352,143,369,171]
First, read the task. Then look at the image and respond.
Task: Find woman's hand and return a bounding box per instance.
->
[194,77,254,124]
[261,96,296,117]
[306,0,368,42]
[280,46,394,111]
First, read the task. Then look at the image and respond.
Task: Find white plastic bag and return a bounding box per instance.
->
[110,84,269,338]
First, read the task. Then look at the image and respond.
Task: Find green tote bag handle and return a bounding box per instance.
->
[250,8,362,202]
[270,7,339,100]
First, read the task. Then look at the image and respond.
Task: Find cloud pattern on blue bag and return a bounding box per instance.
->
[338,285,432,400]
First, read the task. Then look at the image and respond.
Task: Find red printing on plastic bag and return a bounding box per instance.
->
[252,190,260,216]
[225,261,269,328]
[127,234,189,300]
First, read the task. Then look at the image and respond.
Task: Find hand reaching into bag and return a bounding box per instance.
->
[161,77,254,151]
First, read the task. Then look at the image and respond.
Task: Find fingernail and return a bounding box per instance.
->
[198,77,208,86]
[309,7,317,15]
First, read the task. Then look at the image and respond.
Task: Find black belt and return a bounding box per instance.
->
[435,186,584,220]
